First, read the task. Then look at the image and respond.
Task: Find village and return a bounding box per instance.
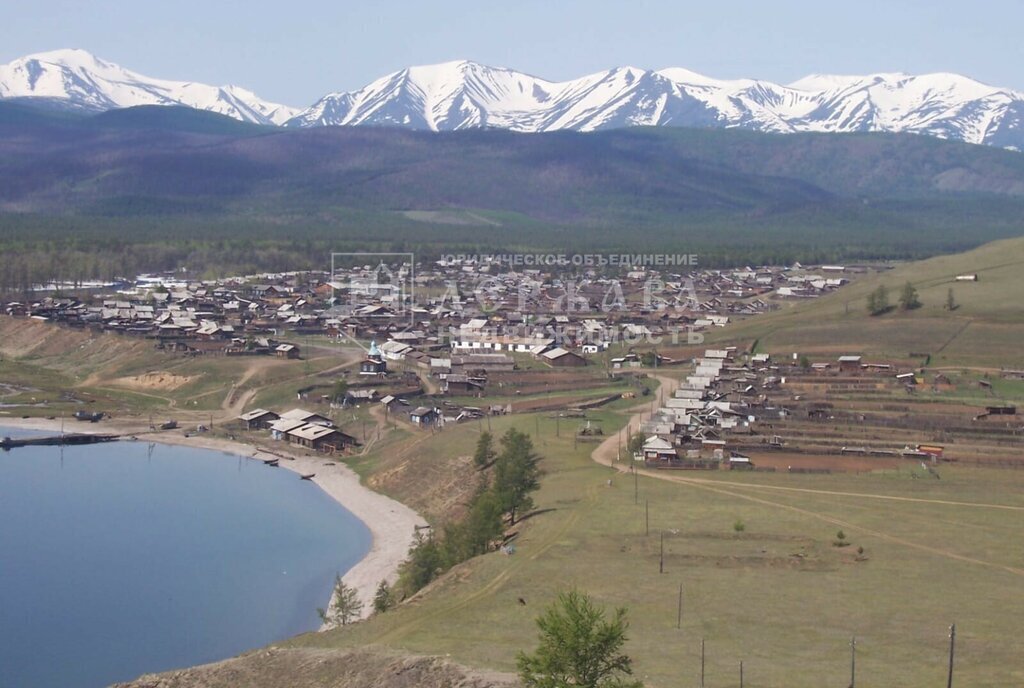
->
[3,255,864,358]
[3,256,1019,472]
[635,348,1023,473]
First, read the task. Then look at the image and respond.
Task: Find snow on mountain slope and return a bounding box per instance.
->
[0,49,298,125]
[786,72,1023,145]
[3,50,1023,149]
[288,61,1024,148]
[290,63,726,132]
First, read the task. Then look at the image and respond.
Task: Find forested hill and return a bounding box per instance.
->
[2,102,1024,269]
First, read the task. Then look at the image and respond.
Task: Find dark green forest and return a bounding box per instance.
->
[1,102,1023,292]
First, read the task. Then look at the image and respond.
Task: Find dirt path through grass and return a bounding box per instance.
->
[591,374,1024,577]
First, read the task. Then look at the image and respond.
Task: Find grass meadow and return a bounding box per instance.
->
[291,404,1024,688]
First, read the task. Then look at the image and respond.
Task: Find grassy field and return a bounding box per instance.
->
[709,236,1024,368]
[286,401,1024,688]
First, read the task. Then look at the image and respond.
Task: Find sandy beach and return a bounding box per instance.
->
[0,414,426,623]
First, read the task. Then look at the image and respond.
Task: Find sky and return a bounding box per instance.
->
[2,0,1022,107]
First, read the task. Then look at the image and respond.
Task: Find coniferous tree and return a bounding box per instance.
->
[318,575,363,626]
[474,431,497,468]
[517,590,642,688]
[899,281,921,310]
[372,579,394,614]
[494,429,542,525]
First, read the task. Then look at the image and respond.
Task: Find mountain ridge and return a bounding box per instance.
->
[0,49,298,125]
[2,50,1024,148]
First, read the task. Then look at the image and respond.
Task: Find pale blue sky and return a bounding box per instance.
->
[2,0,1021,106]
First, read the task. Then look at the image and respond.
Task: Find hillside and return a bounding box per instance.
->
[2,114,1024,263]
[712,236,1024,367]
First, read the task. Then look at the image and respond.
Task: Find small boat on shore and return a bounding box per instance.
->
[264,458,280,467]
[1,433,119,450]
[300,473,316,481]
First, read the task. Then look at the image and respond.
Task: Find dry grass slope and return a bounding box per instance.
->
[711,235,1024,367]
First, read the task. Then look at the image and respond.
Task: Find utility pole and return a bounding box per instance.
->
[633,465,638,504]
[676,584,682,629]
[740,660,744,688]
[700,638,705,688]
[947,624,956,688]
[850,636,856,688]
[659,531,664,573]
[645,499,649,536]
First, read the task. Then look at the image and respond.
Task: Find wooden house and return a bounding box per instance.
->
[286,424,357,452]
[541,347,587,367]
[236,408,280,431]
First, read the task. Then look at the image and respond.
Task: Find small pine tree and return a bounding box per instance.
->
[372,579,394,614]
[946,288,957,311]
[474,431,496,469]
[733,519,746,533]
[899,281,921,311]
[517,590,643,688]
[318,575,363,626]
[493,429,542,525]
[799,354,811,370]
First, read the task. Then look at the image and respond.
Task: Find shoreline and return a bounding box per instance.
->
[0,414,426,623]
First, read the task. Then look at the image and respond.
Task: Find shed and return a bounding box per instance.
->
[410,406,440,426]
[837,355,863,371]
[541,347,587,367]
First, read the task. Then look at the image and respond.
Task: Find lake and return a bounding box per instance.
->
[0,429,371,688]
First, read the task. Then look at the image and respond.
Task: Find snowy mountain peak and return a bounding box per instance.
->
[287,61,1024,147]
[0,49,298,125]
[3,51,1023,149]
[22,48,109,69]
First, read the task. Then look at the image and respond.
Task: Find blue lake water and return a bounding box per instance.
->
[0,430,371,688]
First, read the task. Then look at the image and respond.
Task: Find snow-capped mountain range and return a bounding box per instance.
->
[0,49,298,125]
[3,49,1023,148]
